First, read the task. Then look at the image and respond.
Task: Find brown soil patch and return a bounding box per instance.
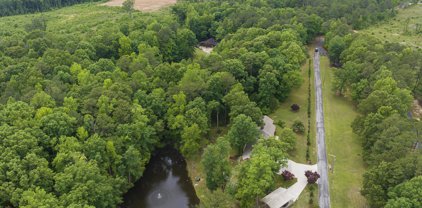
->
[102,0,177,12]
[412,100,422,119]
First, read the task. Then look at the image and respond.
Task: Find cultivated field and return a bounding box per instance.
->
[103,0,177,12]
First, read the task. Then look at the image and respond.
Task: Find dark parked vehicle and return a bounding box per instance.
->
[315,48,319,52]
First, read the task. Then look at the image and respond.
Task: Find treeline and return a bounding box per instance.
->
[180,0,401,31]
[276,0,399,29]
[0,0,101,17]
[327,24,422,208]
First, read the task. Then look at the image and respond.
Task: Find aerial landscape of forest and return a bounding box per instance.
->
[0,0,421,208]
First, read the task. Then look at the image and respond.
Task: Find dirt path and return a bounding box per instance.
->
[102,0,177,12]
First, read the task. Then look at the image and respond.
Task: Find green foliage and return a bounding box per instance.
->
[199,188,234,208]
[54,157,123,207]
[223,84,263,126]
[201,137,231,191]
[235,137,287,207]
[178,64,209,99]
[226,114,260,154]
[180,124,202,158]
[0,0,407,207]
[278,128,297,151]
[329,23,422,207]
[122,146,147,183]
[19,187,62,208]
[327,35,346,66]
[385,176,422,208]
[292,120,305,134]
[118,36,132,57]
[276,120,286,128]
[361,156,420,208]
[358,75,412,115]
[122,0,134,13]
[0,0,102,17]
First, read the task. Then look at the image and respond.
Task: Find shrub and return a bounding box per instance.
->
[292,120,305,134]
[306,147,310,160]
[307,134,311,145]
[305,171,320,184]
[276,120,286,128]
[291,104,300,112]
[282,170,295,181]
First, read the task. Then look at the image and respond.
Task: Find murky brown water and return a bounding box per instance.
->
[122,147,199,208]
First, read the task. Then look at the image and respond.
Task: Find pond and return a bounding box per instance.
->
[122,147,200,208]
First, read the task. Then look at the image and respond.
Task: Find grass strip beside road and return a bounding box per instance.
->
[319,56,367,208]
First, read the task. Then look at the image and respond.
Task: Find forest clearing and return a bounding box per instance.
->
[361,4,422,48]
[102,0,177,12]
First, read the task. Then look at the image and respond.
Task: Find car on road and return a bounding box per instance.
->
[315,48,319,52]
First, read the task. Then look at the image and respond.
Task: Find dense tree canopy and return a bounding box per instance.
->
[0,0,311,206]
[0,0,416,207]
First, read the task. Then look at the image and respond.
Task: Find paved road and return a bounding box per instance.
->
[314,50,331,208]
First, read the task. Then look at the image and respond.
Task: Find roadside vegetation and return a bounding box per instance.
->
[319,56,367,207]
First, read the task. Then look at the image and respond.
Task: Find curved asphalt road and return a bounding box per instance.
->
[314,49,331,208]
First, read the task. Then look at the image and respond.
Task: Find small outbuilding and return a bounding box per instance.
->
[261,116,276,138]
[199,38,218,47]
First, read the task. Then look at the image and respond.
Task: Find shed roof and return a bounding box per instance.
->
[199,38,217,47]
[261,116,276,138]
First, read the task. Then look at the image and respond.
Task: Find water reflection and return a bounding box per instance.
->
[122,147,199,208]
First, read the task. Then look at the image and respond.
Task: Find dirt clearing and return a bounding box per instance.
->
[102,0,177,12]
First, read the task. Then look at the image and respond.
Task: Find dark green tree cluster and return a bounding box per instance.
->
[0,8,197,208]
[269,0,399,29]
[329,28,422,207]
[234,137,287,207]
[0,0,101,17]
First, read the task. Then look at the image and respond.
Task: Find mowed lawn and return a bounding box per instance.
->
[270,53,318,208]
[360,4,422,48]
[270,57,317,164]
[319,56,368,208]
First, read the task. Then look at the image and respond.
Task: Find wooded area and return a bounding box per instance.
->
[0,0,420,207]
[326,21,422,208]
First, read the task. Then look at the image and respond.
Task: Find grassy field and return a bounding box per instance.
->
[102,0,176,12]
[319,56,368,208]
[360,4,422,48]
[0,3,126,35]
[0,2,171,38]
